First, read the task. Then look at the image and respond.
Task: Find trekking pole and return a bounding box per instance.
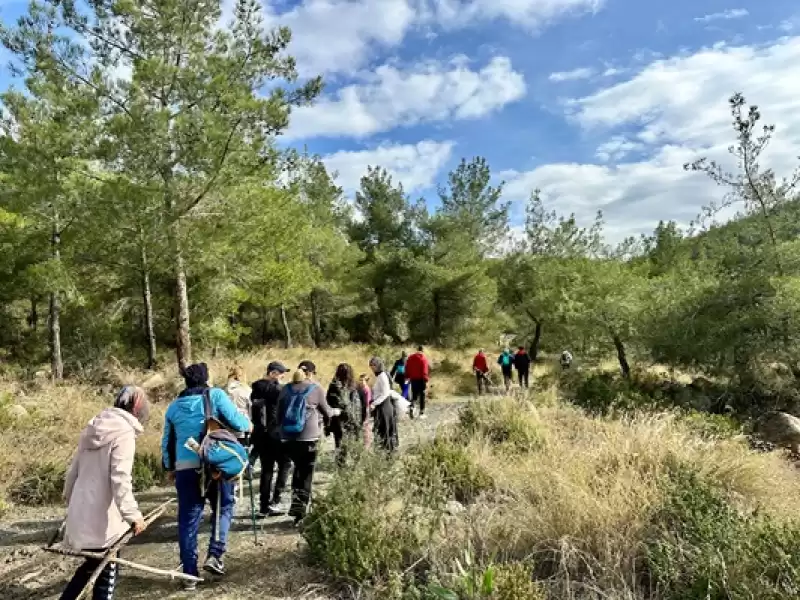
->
[247,468,261,546]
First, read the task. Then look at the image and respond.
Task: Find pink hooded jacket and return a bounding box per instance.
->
[63,407,144,550]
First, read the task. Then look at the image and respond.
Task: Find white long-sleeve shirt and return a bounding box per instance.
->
[371,371,404,407]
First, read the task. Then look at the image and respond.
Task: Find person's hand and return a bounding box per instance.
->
[132,519,147,536]
[166,470,175,483]
[332,408,342,417]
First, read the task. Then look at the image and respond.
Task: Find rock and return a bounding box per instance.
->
[445,500,465,515]
[758,411,800,453]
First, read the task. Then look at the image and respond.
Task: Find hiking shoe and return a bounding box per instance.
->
[267,503,286,516]
[203,556,225,576]
[419,413,427,420]
[183,580,198,592]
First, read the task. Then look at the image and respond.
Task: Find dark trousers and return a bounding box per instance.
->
[59,550,119,600]
[255,436,291,512]
[284,440,318,520]
[501,367,512,390]
[476,371,489,395]
[517,369,530,388]
[410,379,427,414]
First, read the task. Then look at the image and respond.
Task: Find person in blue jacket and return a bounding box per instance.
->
[161,362,252,585]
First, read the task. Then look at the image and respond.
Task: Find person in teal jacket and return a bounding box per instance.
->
[161,362,251,585]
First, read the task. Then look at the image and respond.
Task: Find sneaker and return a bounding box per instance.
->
[203,556,225,576]
[267,502,286,516]
[182,579,199,591]
[419,413,427,420]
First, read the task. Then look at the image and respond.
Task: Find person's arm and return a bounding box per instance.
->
[390,361,397,379]
[161,409,175,471]
[109,434,144,527]
[63,442,81,504]
[371,373,392,406]
[213,388,253,433]
[423,356,430,381]
[315,385,341,419]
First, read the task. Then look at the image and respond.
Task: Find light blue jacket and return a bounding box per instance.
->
[161,386,251,471]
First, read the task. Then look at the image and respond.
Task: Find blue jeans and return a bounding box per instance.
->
[175,469,234,577]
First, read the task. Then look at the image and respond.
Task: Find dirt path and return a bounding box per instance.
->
[0,398,467,600]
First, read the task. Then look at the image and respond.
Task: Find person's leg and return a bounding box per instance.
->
[175,469,205,577]
[409,380,419,417]
[419,380,427,415]
[522,370,529,388]
[59,557,98,600]
[257,441,274,514]
[207,478,235,563]
[90,556,120,600]
[273,439,291,505]
[289,441,317,521]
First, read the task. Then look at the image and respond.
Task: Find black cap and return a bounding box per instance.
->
[266,361,288,374]
[298,360,316,374]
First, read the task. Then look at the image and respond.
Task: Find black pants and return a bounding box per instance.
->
[517,369,530,388]
[476,371,489,395]
[255,436,291,513]
[501,367,512,389]
[59,550,119,600]
[410,379,427,414]
[284,440,317,520]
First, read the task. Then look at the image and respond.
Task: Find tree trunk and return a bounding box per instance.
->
[261,307,269,345]
[140,242,157,370]
[612,333,630,378]
[27,296,38,330]
[529,320,542,362]
[310,290,322,347]
[280,304,292,348]
[49,219,63,381]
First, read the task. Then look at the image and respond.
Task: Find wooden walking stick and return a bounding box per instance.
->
[70,498,174,600]
[45,546,201,583]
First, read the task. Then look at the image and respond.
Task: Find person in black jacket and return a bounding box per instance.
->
[250,361,291,517]
[325,363,365,467]
[513,346,532,388]
[389,351,409,398]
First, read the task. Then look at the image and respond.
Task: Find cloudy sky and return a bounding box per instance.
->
[2,0,799,242]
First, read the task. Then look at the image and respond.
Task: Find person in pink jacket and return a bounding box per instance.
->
[59,386,150,600]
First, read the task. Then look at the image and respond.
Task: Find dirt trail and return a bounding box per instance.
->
[0,398,466,600]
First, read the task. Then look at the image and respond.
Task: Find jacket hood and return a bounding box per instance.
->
[82,407,143,450]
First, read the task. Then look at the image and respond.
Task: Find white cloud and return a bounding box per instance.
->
[322,140,455,194]
[417,0,604,30]
[286,56,526,140]
[503,36,800,242]
[549,67,594,82]
[694,8,749,23]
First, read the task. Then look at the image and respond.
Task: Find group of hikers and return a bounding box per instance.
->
[470,347,573,394]
[56,349,432,598]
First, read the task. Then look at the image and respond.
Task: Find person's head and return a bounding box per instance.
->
[504,347,510,354]
[114,385,150,426]
[182,362,209,389]
[358,373,370,387]
[416,345,424,353]
[478,348,485,354]
[518,346,525,352]
[292,360,316,384]
[266,361,289,382]
[335,363,355,389]
[228,365,244,382]
[369,356,385,375]
[400,350,407,359]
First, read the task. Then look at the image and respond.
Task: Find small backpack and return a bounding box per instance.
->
[281,383,316,435]
[199,390,248,481]
[500,353,512,367]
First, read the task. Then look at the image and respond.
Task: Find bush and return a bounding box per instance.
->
[646,467,800,600]
[678,410,742,439]
[493,563,546,600]
[408,438,493,504]
[9,462,66,506]
[132,452,165,491]
[456,400,543,452]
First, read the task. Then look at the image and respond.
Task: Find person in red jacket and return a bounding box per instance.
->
[405,345,430,419]
[472,349,490,396]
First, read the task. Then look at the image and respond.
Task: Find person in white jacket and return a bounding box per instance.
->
[60,386,150,600]
[369,357,406,453]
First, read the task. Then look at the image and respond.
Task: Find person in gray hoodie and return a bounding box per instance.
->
[59,386,150,600]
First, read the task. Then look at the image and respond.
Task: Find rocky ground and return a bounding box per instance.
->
[0,398,466,600]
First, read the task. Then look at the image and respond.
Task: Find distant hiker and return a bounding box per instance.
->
[560,350,573,370]
[405,346,430,419]
[59,386,150,600]
[250,361,291,517]
[161,362,252,583]
[390,350,410,399]
[472,349,490,395]
[497,348,514,391]
[325,363,367,466]
[369,357,406,453]
[357,373,373,447]
[277,361,341,525]
[514,346,531,388]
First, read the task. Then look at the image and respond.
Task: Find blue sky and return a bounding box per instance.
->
[2,0,800,242]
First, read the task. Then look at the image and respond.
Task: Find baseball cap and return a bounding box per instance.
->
[298,360,317,374]
[266,361,289,374]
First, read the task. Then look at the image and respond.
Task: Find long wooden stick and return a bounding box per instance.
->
[74,499,174,600]
[44,546,202,583]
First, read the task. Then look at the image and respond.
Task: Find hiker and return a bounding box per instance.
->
[357,373,373,447]
[369,357,405,453]
[472,349,490,395]
[277,361,341,525]
[514,346,531,388]
[225,366,252,500]
[560,350,573,370]
[497,348,514,391]
[325,363,367,466]
[161,362,252,584]
[390,350,410,398]
[250,361,291,517]
[59,386,150,600]
[405,345,430,419]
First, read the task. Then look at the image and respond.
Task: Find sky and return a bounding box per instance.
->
[2,0,800,243]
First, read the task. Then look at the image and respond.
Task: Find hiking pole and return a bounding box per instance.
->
[247,467,261,546]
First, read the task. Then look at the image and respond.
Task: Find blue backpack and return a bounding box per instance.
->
[199,391,248,481]
[281,383,316,435]
[500,353,512,367]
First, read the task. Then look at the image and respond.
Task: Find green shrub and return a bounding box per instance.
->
[678,410,742,440]
[408,438,493,504]
[494,563,546,600]
[435,356,464,376]
[9,462,66,506]
[646,467,800,600]
[132,452,165,491]
[456,400,543,453]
